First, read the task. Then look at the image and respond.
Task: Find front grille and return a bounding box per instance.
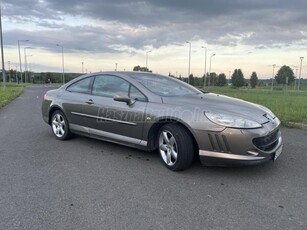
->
[253,129,279,152]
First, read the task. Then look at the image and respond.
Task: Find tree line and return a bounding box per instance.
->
[133,65,297,88]
[0,69,81,84]
[1,64,297,87]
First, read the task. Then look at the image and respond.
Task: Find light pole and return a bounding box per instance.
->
[271,64,276,91]
[186,41,191,84]
[201,46,207,89]
[295,68,298,90]
[298,57,304,91]
[292,66,298,90]
[115,63,118,71]
[15,65,18,82]
[0,7,5,86]
[208,54,215,87]
[8,61,11,82]
[18,40,29,83]
[56,44,65,84]
[146,50,152,70]
[24,47,32,83]
[25,54,33,83]
[81,62,84,73]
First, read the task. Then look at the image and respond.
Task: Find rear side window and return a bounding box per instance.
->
[67,77,93,94]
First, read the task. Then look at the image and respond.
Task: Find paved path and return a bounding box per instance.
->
[0,86,306,230]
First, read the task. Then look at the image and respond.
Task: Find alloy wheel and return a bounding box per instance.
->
[159,130,178,166]
[52,113,66,138]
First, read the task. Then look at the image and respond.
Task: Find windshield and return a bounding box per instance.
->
[129,73,201,96]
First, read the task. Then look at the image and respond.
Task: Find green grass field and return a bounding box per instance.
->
[0,83,25,109]
[205,87,307,126]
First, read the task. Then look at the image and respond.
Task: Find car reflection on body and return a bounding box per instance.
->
[42,71,283,171]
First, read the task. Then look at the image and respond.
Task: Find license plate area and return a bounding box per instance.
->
[274,145,283,161]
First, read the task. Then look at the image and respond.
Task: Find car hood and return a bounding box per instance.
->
[161,93,273,124]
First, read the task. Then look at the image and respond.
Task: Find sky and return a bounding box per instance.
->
[1,0,307,79]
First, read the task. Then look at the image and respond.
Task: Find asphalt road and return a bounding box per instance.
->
[0,85,306,230]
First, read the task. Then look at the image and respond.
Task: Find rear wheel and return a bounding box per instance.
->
[51,110,72,140]
[158,124,194,171]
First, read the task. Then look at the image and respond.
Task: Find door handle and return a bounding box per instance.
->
[85,99,94,105]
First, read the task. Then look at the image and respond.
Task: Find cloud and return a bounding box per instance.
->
[2,0,307,53]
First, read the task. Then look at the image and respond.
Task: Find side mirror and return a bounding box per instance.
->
[113,95,135,106]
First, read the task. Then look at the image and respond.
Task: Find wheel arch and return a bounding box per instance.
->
[48,106,65,125]
[147,118,199,155]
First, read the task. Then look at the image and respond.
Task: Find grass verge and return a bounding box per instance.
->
[0,83,25,109]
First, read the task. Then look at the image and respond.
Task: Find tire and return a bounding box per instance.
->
[51,110,72,140]
[158,124,194,171]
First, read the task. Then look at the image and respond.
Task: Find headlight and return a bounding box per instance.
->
[205,112,262,129]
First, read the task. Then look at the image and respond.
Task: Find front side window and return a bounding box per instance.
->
[129,85,146,102]
[92,75,129,97]
[66,77,93,94]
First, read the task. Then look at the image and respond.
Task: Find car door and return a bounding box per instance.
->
[82,74,148,144]
[60,76,94,128]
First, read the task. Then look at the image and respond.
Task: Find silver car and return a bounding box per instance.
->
[42,71,283,171]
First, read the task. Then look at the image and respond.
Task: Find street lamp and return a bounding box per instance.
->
[18,40,29,83]
[8,61,11,82]
[201,46,207,88]
[186,41,191,84]
[56,44,65,84]
[291,65,298,90]
[146,50,152,70]
[208,54,215,87]
[15,65,18,83]
[25,54,33,82]
[298,57,304,91]
[24,47,32,83]
[0,7,5,87]
[271,64,276,91]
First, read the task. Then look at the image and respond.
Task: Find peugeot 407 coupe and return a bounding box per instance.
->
[42,71,283,171]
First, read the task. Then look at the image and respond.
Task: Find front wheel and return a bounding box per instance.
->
[51,110,72,140]
[158,124,194,171]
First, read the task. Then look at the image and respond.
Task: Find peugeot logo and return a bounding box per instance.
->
[264,114,275,123]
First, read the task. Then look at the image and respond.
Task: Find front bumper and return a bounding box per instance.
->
[199,136,283,166]
[196,124,283,166]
